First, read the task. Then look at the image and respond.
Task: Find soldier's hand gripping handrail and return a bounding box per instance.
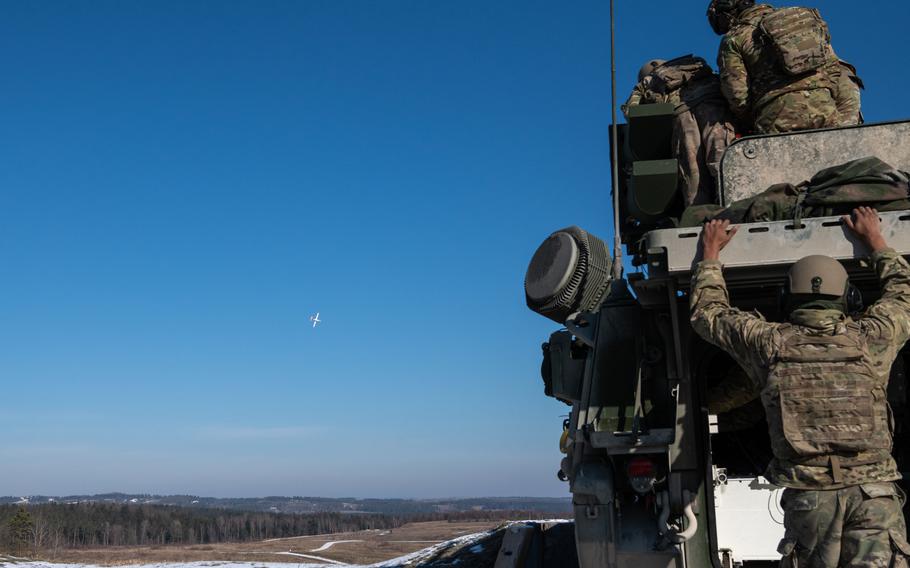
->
[843,206,888,254]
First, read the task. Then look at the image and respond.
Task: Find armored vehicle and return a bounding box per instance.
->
[524,106,910,567]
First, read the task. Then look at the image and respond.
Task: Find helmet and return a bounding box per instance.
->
[787,255,848,298]
[638,59,666,82]
[707,0,755,35]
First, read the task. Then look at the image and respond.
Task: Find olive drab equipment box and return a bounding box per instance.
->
[541,331,586,404]
[623,103,679,223]
[759,7,831,76]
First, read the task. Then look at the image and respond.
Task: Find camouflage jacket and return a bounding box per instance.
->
[690,249,910,489]
[717,4,839,123]
[623,75,660,117]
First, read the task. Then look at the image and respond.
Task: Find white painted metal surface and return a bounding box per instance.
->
[644,211,910,281]
[721,121,910,205]
[714,477,785,563]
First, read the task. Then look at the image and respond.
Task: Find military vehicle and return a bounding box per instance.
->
[523,106,910,567]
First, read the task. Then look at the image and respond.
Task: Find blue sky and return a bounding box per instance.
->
[1,1,907,498]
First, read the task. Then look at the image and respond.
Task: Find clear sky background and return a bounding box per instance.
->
[1,1,907,499]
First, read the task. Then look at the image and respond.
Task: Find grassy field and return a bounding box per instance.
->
[36,520,502,565]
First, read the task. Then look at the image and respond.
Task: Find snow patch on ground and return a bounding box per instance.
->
[309,540,363,552]
[276,551,346,564]
[368,529,494,567]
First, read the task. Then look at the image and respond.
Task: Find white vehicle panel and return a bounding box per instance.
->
[714,476,785,563]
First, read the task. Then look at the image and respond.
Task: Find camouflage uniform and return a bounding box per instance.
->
[780,483,910,567]
[690,249,910,566]
[707,363,758,414]
[623,75,658,115]
[717,4,843,134]
[623,57,736,206]
[706,364,764,432]
[831,59,863,126]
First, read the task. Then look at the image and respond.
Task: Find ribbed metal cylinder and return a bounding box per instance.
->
[525,226,613,324]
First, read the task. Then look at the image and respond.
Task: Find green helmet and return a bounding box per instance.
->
[787,255,848,298]
[638,59,666,82]
[706,0,755,35]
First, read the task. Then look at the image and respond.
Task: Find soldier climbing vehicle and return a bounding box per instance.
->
[524,105,910,567]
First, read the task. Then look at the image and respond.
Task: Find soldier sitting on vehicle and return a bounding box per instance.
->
[831,58,864,125]
[690,207,910,566]
[623,55,737,207]
[707,0,863,134]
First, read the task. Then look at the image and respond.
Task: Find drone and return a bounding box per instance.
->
[309,312,322,328]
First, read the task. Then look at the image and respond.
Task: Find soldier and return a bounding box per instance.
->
[707,0,861,134]
[623,59,666,112]
[690,207,910,566]
[623,56,737,206]
[832,59,864,125]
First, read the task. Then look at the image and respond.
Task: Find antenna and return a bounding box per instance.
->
[609,0,624,281]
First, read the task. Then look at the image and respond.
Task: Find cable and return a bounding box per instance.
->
[609,0,623,281]
[768,488,785,525]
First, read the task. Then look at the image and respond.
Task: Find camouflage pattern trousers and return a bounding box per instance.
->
[779,482,910,567]
[672,101,736,207]
[755,88,839,134]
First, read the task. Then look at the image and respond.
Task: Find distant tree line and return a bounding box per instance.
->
[0,495,573,515]
[0,503,563,558]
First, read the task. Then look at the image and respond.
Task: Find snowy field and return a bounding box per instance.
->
[2,521,572,568]
[1,529,495,568]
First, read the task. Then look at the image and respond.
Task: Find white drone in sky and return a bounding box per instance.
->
[309,312,322,328]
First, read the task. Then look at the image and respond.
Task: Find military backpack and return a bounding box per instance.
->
[762,330,892,475]
[759,7,831,76]
[649,55,713,94]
